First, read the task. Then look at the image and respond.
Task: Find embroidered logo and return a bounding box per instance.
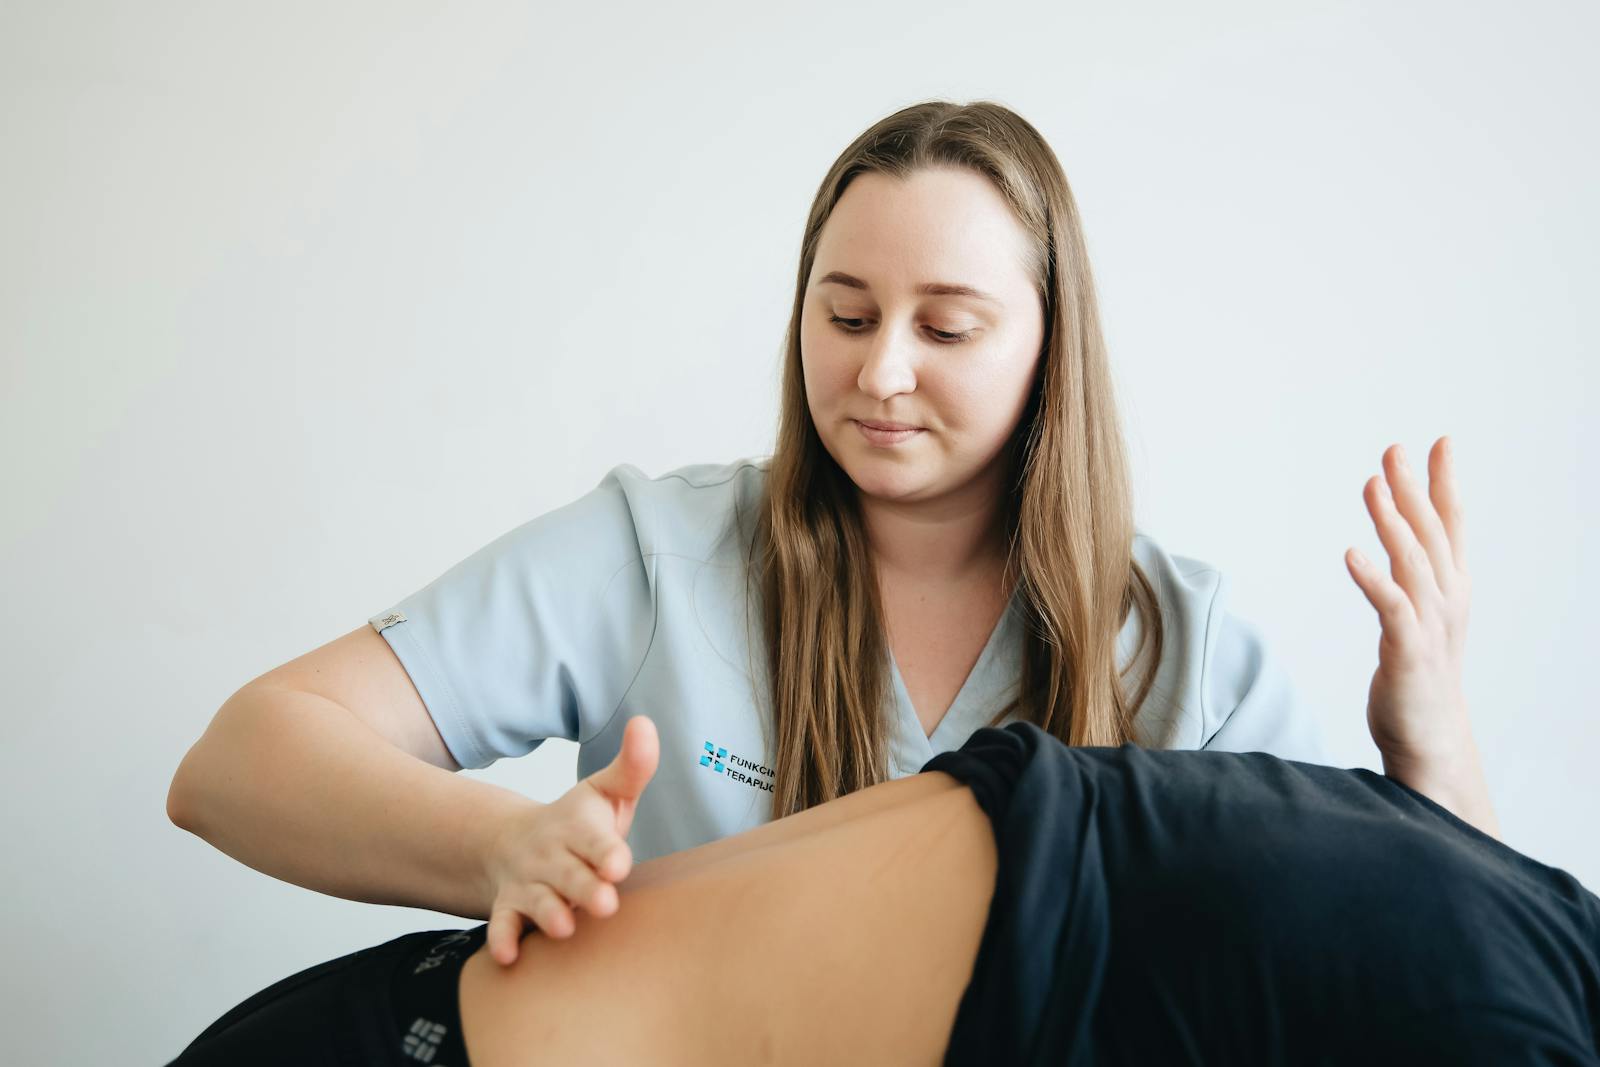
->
[697,739,775,793]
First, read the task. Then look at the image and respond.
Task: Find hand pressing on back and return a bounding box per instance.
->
[480,714,660,964]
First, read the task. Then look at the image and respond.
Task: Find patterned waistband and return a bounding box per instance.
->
[386,924,490,1065]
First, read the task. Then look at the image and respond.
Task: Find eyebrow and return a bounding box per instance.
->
[815,270,1000,305]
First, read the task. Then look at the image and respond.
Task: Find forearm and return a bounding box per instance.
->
[1380,729,1502,842]
[168,686,539,919]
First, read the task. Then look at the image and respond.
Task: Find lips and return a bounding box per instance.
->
[856,419,922,432]
[855,420,924,446]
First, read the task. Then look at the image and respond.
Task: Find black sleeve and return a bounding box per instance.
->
[1350,1002,1600,1066]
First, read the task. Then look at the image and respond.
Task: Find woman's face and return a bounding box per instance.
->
[801,166,1046,506]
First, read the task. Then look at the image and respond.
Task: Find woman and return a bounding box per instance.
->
[168,716,1599,1065]
[167,97,1500,1052]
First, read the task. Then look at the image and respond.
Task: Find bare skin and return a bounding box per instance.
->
[880,555,1015,738]
[458,768,997,1066]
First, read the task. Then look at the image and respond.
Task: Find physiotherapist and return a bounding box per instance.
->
[167,103,1497,974]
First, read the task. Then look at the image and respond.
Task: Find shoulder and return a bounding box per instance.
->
[595,455,770,561]
[1121,526,1231,687]
[1129,525,1226,612]
[601,454,769,503]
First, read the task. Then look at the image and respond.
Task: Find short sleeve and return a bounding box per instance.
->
[1198,570,1332,765]
[368,467,657,770]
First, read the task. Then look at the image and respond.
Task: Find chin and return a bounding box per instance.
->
[841,457,929,499]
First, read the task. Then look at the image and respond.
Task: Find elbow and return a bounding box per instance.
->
[165,750,206,832]
[166,694,239,831]
[166,767,193,830]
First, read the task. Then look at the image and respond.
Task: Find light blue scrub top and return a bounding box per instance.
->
[370,457,1332,864]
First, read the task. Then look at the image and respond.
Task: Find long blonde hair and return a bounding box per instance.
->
[741,99,1166,818]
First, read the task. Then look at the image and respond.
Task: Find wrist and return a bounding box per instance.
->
[1379,733,1500,841]
[1378,726,1481,786]
[468,788,547,918]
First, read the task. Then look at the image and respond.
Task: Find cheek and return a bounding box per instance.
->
[800,332,851,394]
[940,363,1025,432]
[797,323,818,390]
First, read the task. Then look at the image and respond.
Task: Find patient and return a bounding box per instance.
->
[169,723,1600,1066]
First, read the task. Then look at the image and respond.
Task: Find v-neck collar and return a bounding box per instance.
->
[887,589,1021,775]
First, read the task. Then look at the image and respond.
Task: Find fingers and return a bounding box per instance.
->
[1430,436,1468,570]
[571,825,634,883]
[487,905,530,966]
[1349,434,1475,640]
[1346,543,1416,632]
[486,873,598,966]
[489,845,625,963]
[1363,472,1432,618]
[587,715,660,805]
[552,849,621,917]
[1376,438,1467,598]
[584,716,660,843]
[481,740,647,970]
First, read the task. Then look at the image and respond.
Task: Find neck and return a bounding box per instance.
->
[858,475,1009,586]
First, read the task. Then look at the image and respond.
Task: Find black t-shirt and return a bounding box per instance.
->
[922,722,1600,1065]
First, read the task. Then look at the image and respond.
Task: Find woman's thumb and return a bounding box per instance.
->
[588,714,659,803]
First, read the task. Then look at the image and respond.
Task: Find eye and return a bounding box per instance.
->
[827,314,973,344]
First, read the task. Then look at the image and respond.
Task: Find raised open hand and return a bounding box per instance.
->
[1343,436,1475,763]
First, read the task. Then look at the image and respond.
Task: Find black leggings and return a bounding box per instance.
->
[167,922,489,1066]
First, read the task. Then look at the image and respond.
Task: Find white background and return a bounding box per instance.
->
[1,1,1593,1061]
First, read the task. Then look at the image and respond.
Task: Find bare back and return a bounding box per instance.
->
[458,768,996,1066]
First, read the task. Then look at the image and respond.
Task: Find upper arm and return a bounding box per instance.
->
[248,624,462,772]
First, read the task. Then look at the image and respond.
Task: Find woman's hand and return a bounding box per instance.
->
[481,714,659,965]
[1344,436,1499,838]
[1344,436,1474,759]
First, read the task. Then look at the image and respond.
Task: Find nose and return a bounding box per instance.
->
[855,323,919,400]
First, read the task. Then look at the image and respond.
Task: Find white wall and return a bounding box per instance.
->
[2,1,1593,1061]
